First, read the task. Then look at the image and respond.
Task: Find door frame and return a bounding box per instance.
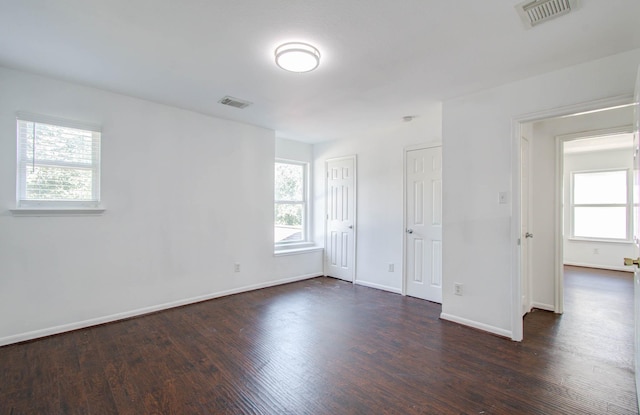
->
[551,125,634,314]
[520,134,532,316]
[402,142,442,296]
[510,95,634,341]
[324,155,357,283]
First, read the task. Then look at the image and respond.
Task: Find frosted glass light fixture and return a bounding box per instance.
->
[275,42,320,73]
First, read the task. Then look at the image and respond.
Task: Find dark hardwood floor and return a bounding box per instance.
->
[1,268,637,414]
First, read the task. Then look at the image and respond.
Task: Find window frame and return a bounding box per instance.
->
[15,112,102,211]
[569,168,633,242]
[274,159,311,248]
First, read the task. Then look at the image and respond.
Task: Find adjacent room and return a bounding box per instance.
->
[1,0,640,413]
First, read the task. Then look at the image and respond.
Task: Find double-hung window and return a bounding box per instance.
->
[274,160,308,246]
[16,113,101,209]
[570,169,632,240]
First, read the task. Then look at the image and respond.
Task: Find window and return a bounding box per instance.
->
[571,169,631,240]
[16,113,101,208]
[274,161,308,245]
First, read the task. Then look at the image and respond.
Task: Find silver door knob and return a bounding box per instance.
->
[407,229,414,234]
[525,232,533,238]
[348,225,353,229]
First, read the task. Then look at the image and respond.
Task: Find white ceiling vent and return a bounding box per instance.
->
[516,0,577,28]
[218,96,253,109]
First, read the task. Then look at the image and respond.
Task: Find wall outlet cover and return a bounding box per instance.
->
[454,283,463,296]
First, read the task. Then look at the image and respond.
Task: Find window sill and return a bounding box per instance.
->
[567,237,634,245]
[10,208,105,217]
[274,246,323,256]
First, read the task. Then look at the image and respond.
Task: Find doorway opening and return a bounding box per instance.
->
[511,98,636,341]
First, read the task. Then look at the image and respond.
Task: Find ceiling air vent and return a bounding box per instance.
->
[218,96,253,109]
[516,0,577,28]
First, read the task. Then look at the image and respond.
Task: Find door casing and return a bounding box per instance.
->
[521,135,532,316]
[630,65,639,410]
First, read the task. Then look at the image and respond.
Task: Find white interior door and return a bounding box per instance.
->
[405,146,442,303]
[325,156,356,282]
[521,136,533,316]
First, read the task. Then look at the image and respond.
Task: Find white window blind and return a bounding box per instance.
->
[16,113,101,208]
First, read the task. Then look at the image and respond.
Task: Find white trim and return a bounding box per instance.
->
[16,111,102,133]
[633,64,640,415]
[510,120,524,340]
[440,313,512,339]
[521,135,533,318]
[10,208,105,216]
[567,237,634,244]
[531,302,556,312]
[557,125,634,141]
[404,141,442,152]
[514,95,634,124]
[354,279,402,294]
[564,261,634,273]
[511,95,636,340]
[274,159,310,246]
[0,272,323,347]
[402,142,442,296]
[274,246,323,256]
[555,136,565,314]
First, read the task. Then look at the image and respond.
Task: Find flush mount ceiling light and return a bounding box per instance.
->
[275,42,320,73]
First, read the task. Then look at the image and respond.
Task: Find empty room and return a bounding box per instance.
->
[1,1,640,413]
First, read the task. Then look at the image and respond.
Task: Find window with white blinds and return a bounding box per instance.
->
[16,113,101,208]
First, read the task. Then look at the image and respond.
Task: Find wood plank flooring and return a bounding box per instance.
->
[1,267,637,414]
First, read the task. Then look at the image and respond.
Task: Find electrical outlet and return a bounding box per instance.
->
[388,263,394,272]
[454,283,463,296]
[234,263,240,272]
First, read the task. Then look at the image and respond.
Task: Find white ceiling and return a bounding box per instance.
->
[1,0,639,143]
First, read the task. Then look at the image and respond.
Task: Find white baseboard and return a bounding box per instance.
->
[354,279,402,294]
[440,312,513,339]
[0,272,323,347]
[564,262,633,273]
[531,302,555,312]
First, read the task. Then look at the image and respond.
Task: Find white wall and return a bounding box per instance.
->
[276,137,313,162]
[0,67,322,346]
[563,148,636,270]
[441,48,640,339]
[313,109,442,293]
[528,106,634,310]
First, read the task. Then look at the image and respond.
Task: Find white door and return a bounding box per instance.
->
[325,156,356,282]
[405,146,442,303]
[521,136,533,316]
[628,66,640,410]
